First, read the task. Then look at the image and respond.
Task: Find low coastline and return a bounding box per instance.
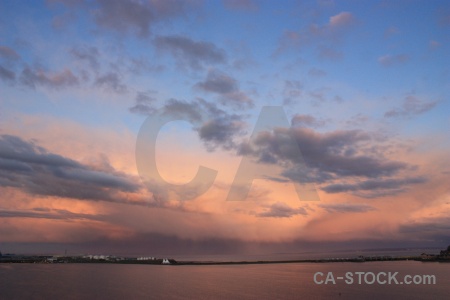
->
[0,255,446,265]
[2,246,449,265]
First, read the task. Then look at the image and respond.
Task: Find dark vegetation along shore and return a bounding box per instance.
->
[1,246,449,265]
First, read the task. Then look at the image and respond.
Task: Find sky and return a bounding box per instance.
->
[1,0,449,256]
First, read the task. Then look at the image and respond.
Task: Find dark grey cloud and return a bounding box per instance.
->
[129,91,157,115]
[280,165,334,184]
[94,72,127,93]
[194,99,246,150]
[197,117,243,151]
[50,0,198,36]
[163,98,245,150]
[20,66,79,89]
[257,202,308,218]
[0,46,20,61]
[247,127,406,177]
[237,126,422,197]
[154,35,227,70]
[399,218,450,242]
[319,203,375,213]
[196,69,237,94]
[0,208,106,221]
[70,46,100,69]
[384,95,437,118]
[0,65,16,82]
[161,98,203,122]
[0,134,143,204]
[321,177,426,197]
[291,114,325,128]
[195,69,253,108]
[130,97,246,151]
[378,54,409,67]
[93,0,154,36]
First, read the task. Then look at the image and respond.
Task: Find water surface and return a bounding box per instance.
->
[0,261,448,299]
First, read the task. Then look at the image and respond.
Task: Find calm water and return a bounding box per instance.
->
[0,261,448,299]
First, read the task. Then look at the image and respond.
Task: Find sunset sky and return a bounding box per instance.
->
[1,0,449,255]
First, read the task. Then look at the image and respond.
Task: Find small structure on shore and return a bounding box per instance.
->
[162,258,170,264]
[420,245,450,261]
[420,253,436,260]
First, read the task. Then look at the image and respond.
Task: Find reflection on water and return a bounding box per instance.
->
[0,261,448,299]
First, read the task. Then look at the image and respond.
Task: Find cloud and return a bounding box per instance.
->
[0,134,144,205]
[131,97,246,150]
[237,126,422,198]
[291,114,325,128]
[319,203,375,213]
[163,98,245,150]
[275,11,356,56]
[222,0,258,11]
[92,0,196,37]
[378,54,409,67]
[196,69,238,94]
[129,91,157,115]
[197,117,244,151]
[93,0,155,36]
[399,218,450,242]
[20,66,79,89]
[384,95,437,118]
[0,46,20,61]
[0,65,16,82]
[329,12,354,28]
[193,99,246,149]
[321,177,426,196]
[162,98,203,122]
[94,72,127,93]
[257,202,308,218]
[49,0,198,36]
[154,35,227,70]
[70,45,100,69]
[195,69,253,108]
[0,208,105,221]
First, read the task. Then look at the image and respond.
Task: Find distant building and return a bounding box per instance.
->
[137,257,155,261]
[420,253,436,260]
[47,257,58,263]
[439,246,450,259]
[162,258,170,264]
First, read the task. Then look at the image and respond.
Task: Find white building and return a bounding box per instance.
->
[162,258,170,264]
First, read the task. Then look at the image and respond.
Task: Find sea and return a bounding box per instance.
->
[0,260,448,299]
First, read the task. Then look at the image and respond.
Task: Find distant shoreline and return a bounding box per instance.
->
[174,257,430,265]
[2,249,450,265]
[0,256,440,265]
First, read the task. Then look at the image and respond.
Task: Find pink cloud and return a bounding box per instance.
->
[329,12,354,28]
